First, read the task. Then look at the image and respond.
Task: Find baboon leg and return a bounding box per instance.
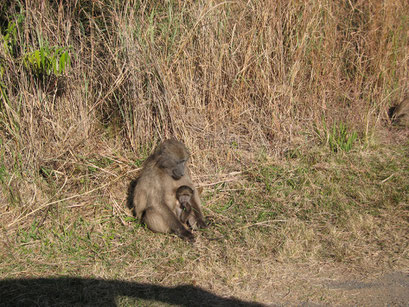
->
[189,191,207,229]
[143,207,194,242]
[175,206,183,222]
[142,207,171,233]
[180,208,191,224]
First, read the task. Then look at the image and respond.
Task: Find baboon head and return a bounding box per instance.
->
[176,185,194,205]
[156,139,190,180]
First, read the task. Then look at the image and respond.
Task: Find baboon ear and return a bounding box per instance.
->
[197,186,203,195]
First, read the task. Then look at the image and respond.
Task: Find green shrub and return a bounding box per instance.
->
[23,44,71,78]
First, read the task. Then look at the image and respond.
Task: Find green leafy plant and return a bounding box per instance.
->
[1,14,24,57]
[23,44,71,78]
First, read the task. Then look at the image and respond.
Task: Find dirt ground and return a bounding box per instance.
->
[324,271,409,306]
[260,269,409,306]
[1,268,407,306]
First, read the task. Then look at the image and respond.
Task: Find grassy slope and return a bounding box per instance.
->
[1,143,408,305]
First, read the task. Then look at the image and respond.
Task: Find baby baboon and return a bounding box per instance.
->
[175,185,194,224]
[127,139,206,241]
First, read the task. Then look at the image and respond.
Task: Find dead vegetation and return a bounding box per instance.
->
[1,0,409,305]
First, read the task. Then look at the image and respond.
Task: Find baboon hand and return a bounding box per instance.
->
[179,228,195,243]
[197,219,207,229]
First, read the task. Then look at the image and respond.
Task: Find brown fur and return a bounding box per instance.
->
[127,139,206,241]
[389,96,409,127]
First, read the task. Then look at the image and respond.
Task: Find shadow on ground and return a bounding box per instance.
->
[0,277,266,306]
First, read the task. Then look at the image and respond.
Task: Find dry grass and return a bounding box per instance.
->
[1,0,409,305]
[1,142,408,305]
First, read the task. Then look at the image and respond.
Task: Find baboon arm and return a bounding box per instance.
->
[133,191,148,219]
[189,191,206,228]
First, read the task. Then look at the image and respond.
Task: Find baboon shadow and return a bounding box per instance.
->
[126,178,139,216]
[0,277,266,306]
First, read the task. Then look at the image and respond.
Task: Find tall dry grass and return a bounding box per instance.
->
[1,1,408,156]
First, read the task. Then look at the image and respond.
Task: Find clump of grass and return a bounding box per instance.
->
[1,15,22,57]
[317,120,358,152]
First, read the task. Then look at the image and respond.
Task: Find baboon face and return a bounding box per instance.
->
[176,185,194,204]
[178,193,191,204]
[157,140,190,180]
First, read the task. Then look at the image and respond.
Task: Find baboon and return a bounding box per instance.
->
[389,97,409,127]
[175,185,194,224]
[127,139,206,241]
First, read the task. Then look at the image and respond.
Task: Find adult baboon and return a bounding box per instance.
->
[127,139,206,241]
[175,185,194,224]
